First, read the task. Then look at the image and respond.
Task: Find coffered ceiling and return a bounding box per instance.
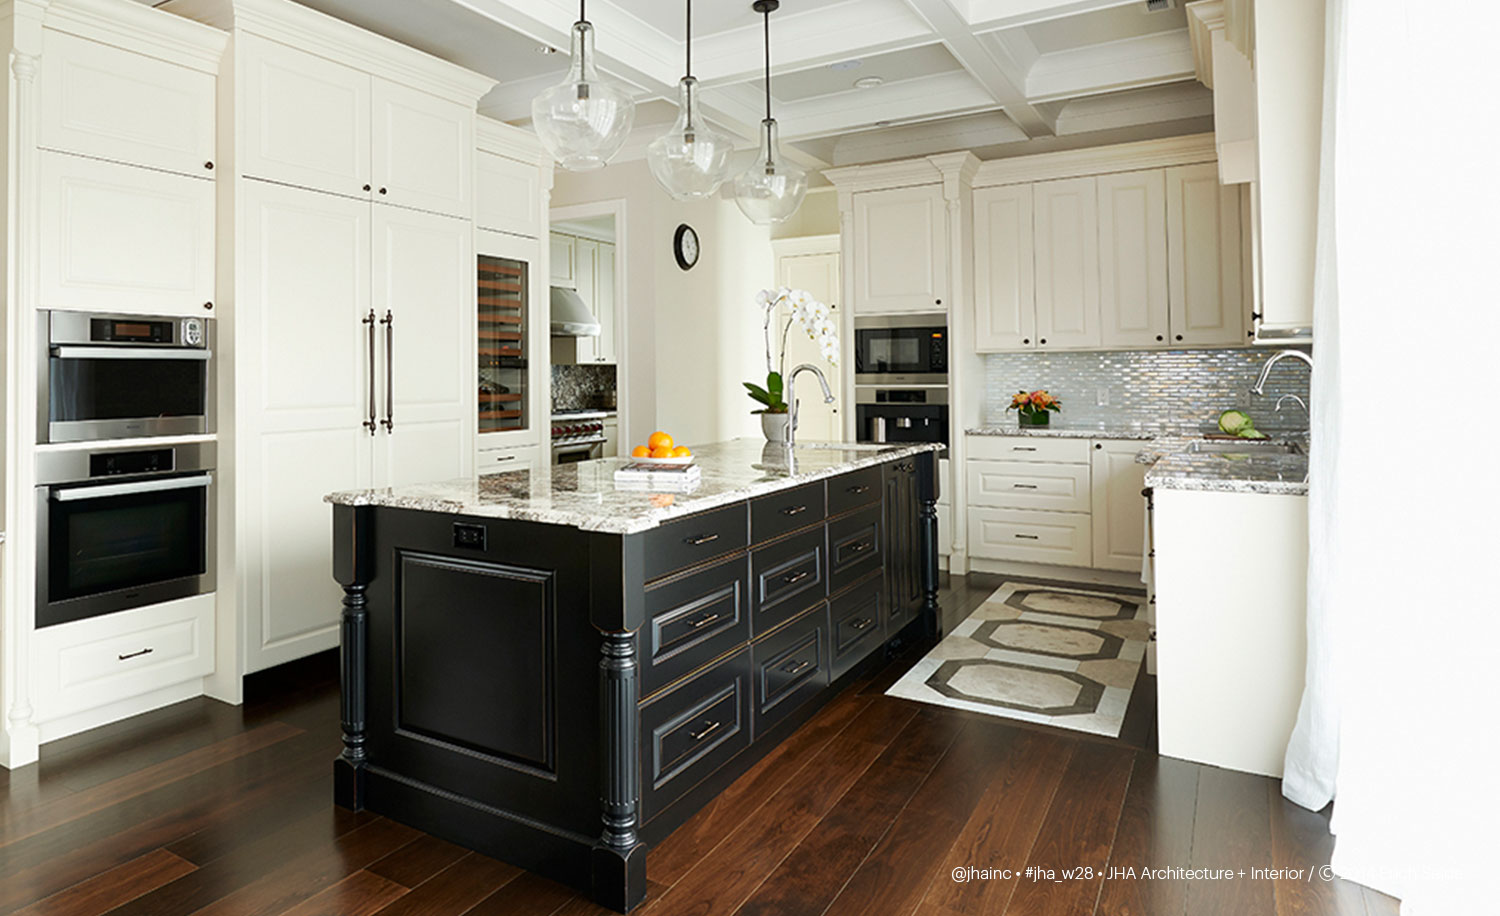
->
[149,0,1215,173]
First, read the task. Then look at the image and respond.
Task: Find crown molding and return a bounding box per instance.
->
[45,0,226,73]
[1186,0,1226,88]
[771,234,840,258]
[823,157,947,194]
[162,0,495,104]
[477,115,548,167]
[973,132,1217,186]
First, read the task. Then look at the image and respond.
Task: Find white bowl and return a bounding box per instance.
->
[628,454,694,467]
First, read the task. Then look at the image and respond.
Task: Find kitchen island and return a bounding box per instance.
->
[324,439,941,912]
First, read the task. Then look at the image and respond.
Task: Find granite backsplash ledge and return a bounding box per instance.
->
[981,347,1312,434]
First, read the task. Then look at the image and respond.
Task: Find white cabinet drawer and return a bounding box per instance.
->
[967,460,1091,512]
[33,594,215,722]
[477,444,541,474]
[967,507,1092,567]
[967,435,1090,464]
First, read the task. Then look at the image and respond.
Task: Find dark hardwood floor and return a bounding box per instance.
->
[0,573,1398,916]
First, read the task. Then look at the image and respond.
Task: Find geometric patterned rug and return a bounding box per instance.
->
[886,580,1149,738]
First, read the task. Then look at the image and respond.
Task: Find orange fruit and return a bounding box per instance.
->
[649,446,673,458]
[648,431,674,451]
[631,445,650,458]
[671,446,691,457]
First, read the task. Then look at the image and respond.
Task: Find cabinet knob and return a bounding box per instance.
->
[378,187,387,195]
[1022,338,1030,345]
[1251,311,1263,321]
[1155,335,1164,341]
[363,184,372,192]
[203,301,213,310]
[204,161,214,170]
[935,298,942,305]
[1039,338,1047,345]
[1095,443,1102,449]
[1175,334,1183,341]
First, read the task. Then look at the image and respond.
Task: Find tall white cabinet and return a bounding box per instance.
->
[850,184,948,314]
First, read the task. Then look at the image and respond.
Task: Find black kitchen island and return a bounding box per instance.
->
[325,439,941,912]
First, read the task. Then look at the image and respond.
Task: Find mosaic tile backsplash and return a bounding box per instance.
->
[552,363,617,412]
[981,348,1313,434]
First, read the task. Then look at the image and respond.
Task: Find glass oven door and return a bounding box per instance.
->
[48,348,210,442]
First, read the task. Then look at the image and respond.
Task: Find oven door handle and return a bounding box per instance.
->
[52,473,213,502]
[51,346,212,361]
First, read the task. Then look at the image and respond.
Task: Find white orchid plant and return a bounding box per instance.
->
[744,287,839,415]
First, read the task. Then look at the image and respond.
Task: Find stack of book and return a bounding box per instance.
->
[613,461,701,492]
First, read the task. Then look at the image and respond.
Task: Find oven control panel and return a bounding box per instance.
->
[89,448,175,477]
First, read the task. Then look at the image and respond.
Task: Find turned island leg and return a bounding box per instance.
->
[332,505,371,810]
[593,629,647,912]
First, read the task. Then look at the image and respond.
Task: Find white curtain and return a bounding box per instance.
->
[1284,1,1500,912]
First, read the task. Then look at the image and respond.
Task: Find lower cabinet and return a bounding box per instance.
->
[968,507,1093,566]
[829,575,884,680]
[476,443,542,475]
[639,647,753,822]
[751,604,830,737]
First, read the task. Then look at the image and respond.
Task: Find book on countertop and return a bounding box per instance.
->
[614,462,701,492]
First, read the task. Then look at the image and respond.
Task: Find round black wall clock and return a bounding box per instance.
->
[673,223,700,271]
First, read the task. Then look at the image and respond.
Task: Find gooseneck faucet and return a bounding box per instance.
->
[1250,349,1313,397]
[784,364,835,447]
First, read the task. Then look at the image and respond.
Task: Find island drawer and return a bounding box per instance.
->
[750,481,826,543]
[827,503,882,594]
[827,465,882,516]
[829,575,884,680]
[752,605,829,737]
[643,503,749,581]
[641,555,752,696]
[640,647,753,822]
[967,435,1090,464]
[751,525,826,635]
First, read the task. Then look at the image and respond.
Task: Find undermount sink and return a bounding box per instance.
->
[1189,439,1304,456]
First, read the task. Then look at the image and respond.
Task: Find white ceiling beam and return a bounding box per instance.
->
[1026,29,1195,101]
[900,0,1057,137]
[771,70,997,141]
[962,0,1140,32]
[1052,80,1211,134]
[830,109,1027,165]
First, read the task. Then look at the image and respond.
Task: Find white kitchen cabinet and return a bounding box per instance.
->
[968,507,1093,567]
[851,184,947,314]
[594,242,618,364]
[238,33,371,200]
[371,205,474,487]
[1090,440,1148,571]
[973,184,1036,351]
[476,443,542,474]
[1033,177,1101,349]
[601,415,619,458]
[1167,163,1246,347]
[39,29,217,179]
[549,233,577,288]
[476,150,542,237]
[775,241,841,441]
[552,235,617,365]
[571,238,599,363]
[38,151,216,317]
[967,460,1091,513]
[371,77,472,218]
[1097,170,1169,349]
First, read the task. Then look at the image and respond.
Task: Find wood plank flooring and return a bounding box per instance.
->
[0,573,1399,916]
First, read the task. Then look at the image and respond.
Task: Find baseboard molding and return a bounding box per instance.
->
[37,678,205,745]
[965,558,1145,591]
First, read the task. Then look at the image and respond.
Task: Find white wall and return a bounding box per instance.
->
[770,187,838,240]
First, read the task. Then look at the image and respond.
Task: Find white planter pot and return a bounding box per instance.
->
[760,412,790,442]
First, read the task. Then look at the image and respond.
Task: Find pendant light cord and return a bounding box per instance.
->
[686,0,692,79]
[762,6,771,120]
[580,0,586,23]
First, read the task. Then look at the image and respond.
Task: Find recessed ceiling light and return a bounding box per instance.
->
[535,44,560,55]
[853,76,884,89]
[828,59,862,71]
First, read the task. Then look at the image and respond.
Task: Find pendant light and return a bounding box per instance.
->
[732,0,806,225]
[531,0,636,171]
[647,0,735,199]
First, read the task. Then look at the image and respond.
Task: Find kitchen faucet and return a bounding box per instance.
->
[784,364,835,447]
[1250,349,1313,397]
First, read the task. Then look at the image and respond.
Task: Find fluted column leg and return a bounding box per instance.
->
[591,629,646,912]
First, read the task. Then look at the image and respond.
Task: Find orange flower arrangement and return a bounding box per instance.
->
[1008,389,1061,418]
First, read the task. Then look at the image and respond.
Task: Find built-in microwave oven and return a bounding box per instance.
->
[853,315,947,385]
[40,310,213,443]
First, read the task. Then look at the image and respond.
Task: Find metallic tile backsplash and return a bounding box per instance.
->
[551,364,616,412]
[981,348,1312,433]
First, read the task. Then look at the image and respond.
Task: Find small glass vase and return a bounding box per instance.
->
[1017,411,1050,427]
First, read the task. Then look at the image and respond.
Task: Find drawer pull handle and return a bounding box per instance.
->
[688,721,721,742]
[780,659,813,675]
[848,542,872,555]
[1012,483,1037,489]
[118,647,154,661]
[846,484,871,494]
[850,618,874,631]
[1013,446,1037,452]
[685,533,720,546]
[1014,534,1040,540]
[688,613,722,629]
[780,570,810,586]
[781,505,808,516]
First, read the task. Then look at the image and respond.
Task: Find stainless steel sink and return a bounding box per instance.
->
[1188,439,1304,456]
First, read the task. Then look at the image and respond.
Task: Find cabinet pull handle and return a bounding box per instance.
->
[781,505,808,516]
[118,647,154,661]
[381,311,394,431]
[1012,446,1037,452]
[1012,483,1037,489]
[780,659,813,675]
[362,310,377,434]
[846,484,871,494]
[848,542,872,554]
[1014,533,1039,540]
[850,618,874,631]
[688,721,721,742]
[781,570,810,586]
[688,613,722,629]
[684,533,720,546]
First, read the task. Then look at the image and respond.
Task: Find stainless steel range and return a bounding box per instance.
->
[550,410,608,464]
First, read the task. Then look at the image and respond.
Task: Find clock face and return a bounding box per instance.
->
[674,224,699,270]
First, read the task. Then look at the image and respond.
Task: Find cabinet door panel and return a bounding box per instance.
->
[476,151,541,236]
[973,185,1035,351]
[40,30,216,177]
[776,251,840,438]
[594,242,617,364]
[1098,170,1169,349]
[372,77,472,218]
[1034,177,1101,349]
[39,152,214,317]
[852,186,946,314]
[240,34,370,199]
[1167,163,1245,346]
[1090,441,1149,571]
[549,233,576,288]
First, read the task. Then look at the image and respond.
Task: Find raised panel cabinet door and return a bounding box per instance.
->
[1167,163,1246,346]
[476,151,541,237]
[371,77,473,218]
[239,33,371,199]
[549,233,576,287]
[39,30,216,178]
[570,237,600,364]
[1097,170,1169,348]
[972,184,1036,351]
[776,251,842,441]
[238,179,373,672]
[1090,440,1149,571]
[852,185,947,314]
[38,151,214,317]
[594,242,617,364]
[372,205,474,487]
[1033,176,1101,349]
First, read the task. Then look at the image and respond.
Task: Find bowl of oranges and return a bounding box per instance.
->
[630,431,693,466]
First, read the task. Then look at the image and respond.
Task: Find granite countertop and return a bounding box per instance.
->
[327,439,941,534]
[965,422,1202,441]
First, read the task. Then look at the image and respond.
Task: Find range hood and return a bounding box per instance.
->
[550,286,601,337]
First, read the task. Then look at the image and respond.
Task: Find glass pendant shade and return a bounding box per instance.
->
[531,20,635,171]
[648,77,734,199]
[733,118,807,225]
